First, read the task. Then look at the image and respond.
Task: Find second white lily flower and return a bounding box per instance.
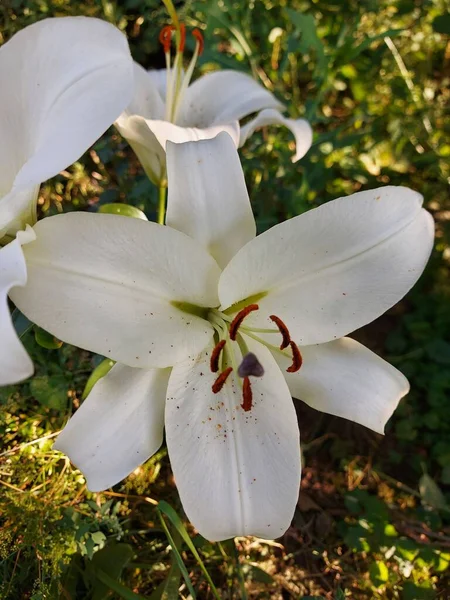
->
[116,25,312,185]
[11,133,433,541]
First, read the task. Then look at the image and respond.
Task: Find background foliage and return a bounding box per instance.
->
[0,0,449,598]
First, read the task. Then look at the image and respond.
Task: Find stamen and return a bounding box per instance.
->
[178,23,186,52]
[238,352,264,378]
[229,304,259,340]
[241,377,253,412]
[192,28,204,55]
[171,27,205,123]
[287,342,303,373]
[269,315,291,349]
[212,367,233,393]
[210,339,226,373]
[159,25,175,53]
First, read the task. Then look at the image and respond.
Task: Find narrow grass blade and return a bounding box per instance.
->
[157,501,221,599]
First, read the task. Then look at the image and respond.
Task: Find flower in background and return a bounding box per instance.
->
[11,133,433,541]
[115,24,312,186]
[0,16,134,385]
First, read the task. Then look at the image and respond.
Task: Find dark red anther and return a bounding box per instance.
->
[179,23,186,52]
[192,28,204,55]
[241,377,253,412]
[210,339,226,373]
[269,314,291,349]
[159,25,175,53]
[287,342,303,373]
[229,304,259,340]
[212,367,233,393]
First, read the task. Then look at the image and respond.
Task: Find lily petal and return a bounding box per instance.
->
[115,115,167,185]
[115,64,167,184]
[0,186,39,240]
[166,133,256,268]
[275,337,409,434]
[11,213,220,368]
[0,228,36,385]
[147,68,169,102]
[219,187,434,345]
[165,339,300,541]
[0,16,134,228]
[146,119,240,149]
[54,363,170,491]
[179,70,283,128]
[121,63,165,121]
[115,116,240,186]
[239,108,313,162]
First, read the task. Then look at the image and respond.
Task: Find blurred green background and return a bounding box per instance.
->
[0,0,449,598]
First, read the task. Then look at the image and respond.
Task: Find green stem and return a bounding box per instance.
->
[161,0,181,48]
[161,0,179,28]
[158,185,167,225]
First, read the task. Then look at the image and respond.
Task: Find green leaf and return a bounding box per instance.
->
[99,202,148,220]
[93,567,148,600]
[402,581,435,600]
[419,474,448,511]
[246,564,274,584]
[34,326,63,350]
[91,543,134,600]
[425,339,450,365]
[396,538,419,562]
[91,531,107,546]
[346,29,403,61]
[440,465,450,485]
[12,308,33,339]
[432,14,450,34]
[82,358,115,400]
[369,561,389,586]
[286,9,327,78]
[148,561,181,600]
[30,375,68,410]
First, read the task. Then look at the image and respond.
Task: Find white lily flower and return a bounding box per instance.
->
[115,25,312,185]
[11,133,433,540]
[0,17,134,385]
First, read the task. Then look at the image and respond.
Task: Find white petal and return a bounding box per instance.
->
[11,213,220,368]
[0,17,134,198]
[165,339,300,541]
[122,63,165,120]
[276,337,409,434]
[54,363,170,491]
[145,119,240,148]
[239,108,313,162]
[114,64,168,185]
[147,68,169,102]
[179,70,283,128]
[0,186,39,240]
[115,116,240,186]
[219,187,434,345]
[0,229,36,385]
[166,133,256,269]
[115,115,167,185]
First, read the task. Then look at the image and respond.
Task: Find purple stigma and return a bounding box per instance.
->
[238,352,264,378]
